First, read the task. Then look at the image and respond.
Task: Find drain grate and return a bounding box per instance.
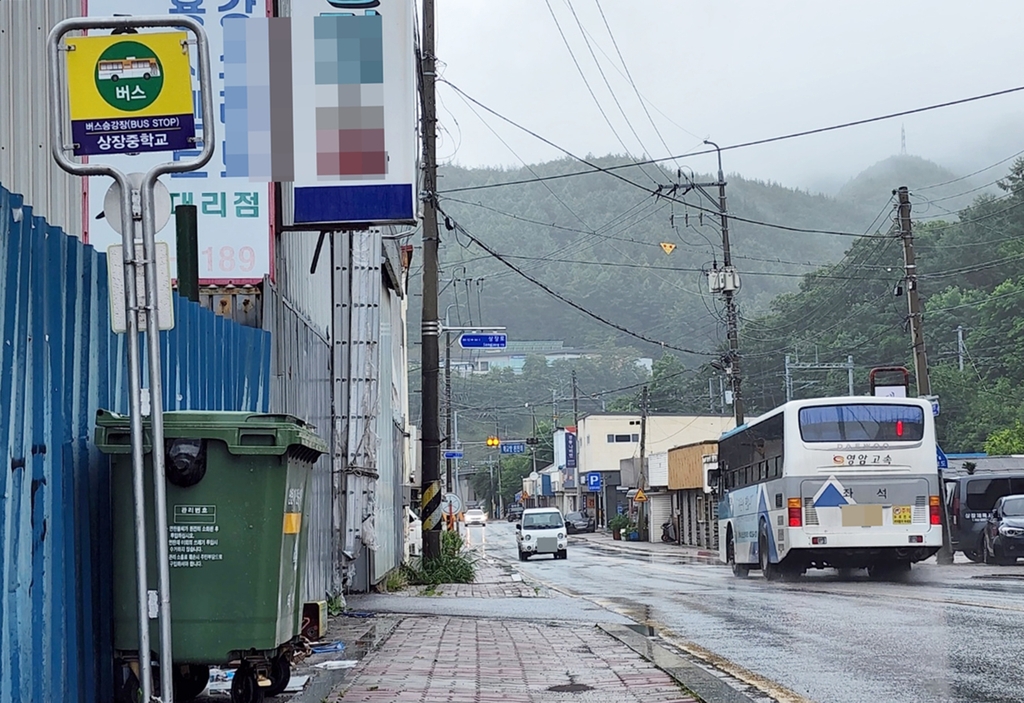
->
[547,683,595,693]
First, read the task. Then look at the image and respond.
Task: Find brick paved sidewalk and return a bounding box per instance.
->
[326,616,698,703]
[433,559,541,598]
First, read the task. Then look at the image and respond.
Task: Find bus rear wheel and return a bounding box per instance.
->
[758,521,780,581]
[727,532,749,578]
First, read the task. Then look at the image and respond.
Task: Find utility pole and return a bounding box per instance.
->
[419,0,442,560]
[572,370,581,512]
[957,325,965,373]
[638,385,649,541]
[444,325,452,492]
[705,141,744,425]
[898,186,930,397]
[898,187,950,564]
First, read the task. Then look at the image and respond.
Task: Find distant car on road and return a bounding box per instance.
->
[507,504,524,522]
[564,511,595,534]
[516,507,568,560]
[464,508,487,526]
[981,494,1024,565]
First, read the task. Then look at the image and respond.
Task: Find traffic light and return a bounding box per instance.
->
[486,436,500,447]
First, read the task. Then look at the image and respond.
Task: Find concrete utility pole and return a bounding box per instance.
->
[638,385,649,541]
[572,370,581,511]
[957,325,965,373]
[419,0,442,560]
[897,186,930,397]
[704,141,744,425]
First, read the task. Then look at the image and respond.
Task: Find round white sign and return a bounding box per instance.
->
[440,492,463,514]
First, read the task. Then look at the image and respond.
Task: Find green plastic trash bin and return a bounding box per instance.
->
[96,410,328,702]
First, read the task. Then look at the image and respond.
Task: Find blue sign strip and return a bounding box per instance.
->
[460,333,507,349]
[500,442,526,454]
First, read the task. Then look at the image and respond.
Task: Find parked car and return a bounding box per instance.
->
[944,472,1024,561]
[464,508,487,526]
[564,511,595,534]
[981,494,1024,565]
[506,504,524,522]
[516,507,568,560]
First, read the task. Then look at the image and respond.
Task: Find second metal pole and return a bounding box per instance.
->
[141,175,175,703]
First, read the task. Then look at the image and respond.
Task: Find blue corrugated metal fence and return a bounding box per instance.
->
[0,184,271,703]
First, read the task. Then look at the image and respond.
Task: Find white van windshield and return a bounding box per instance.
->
[522,512,563,529]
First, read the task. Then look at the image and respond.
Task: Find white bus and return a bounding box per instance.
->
[716,396,943,579]
[97,57,160,82]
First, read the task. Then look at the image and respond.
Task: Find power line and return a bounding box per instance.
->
[439,82,1024,194]
[544,0,659,184]
[441,81,892,240]
[435,206,715,357]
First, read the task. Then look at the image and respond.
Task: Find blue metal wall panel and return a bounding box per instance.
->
[0,183,272,703]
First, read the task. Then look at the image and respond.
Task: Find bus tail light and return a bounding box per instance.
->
[788,498,802,527]
[929,496,941,525]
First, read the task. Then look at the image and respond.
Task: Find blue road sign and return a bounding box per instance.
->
[443,451,463,460]
[587,472,602,491]
[459,333,507,349]
[936,445,948,470]
[500,442,526,454]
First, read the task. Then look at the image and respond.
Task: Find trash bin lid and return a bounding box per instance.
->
[95,410,329,457]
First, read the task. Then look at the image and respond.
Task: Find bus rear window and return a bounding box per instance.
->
[799,404,925,442]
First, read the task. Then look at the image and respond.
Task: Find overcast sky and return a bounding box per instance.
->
[434,0,1024,194]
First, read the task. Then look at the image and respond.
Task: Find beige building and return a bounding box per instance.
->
[577,414,735,473]
[576,414,734,525]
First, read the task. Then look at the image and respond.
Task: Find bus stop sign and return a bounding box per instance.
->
[65,32,196,156]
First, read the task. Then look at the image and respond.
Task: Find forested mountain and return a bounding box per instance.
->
[672,157,1024,453]
[410,155,884,362]
[836,154,996,214]
[409,152,1021,455]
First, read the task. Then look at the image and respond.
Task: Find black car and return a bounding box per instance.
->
[564,511,595,534]
[981,494,1024,565]
[944,472,1024,561]
[506,504,524,522]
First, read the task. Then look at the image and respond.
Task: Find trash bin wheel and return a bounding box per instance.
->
[174,664,211,702]
[264,654,291,697]
[230,662,265,703]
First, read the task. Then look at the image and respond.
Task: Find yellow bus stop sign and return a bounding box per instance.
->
[65,32,195,156]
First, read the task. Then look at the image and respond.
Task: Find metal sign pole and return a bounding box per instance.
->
[48,16,215,703]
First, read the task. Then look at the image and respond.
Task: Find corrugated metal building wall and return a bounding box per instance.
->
[0,0,83,238]
[263,281,338,600]
[0,184,271,703]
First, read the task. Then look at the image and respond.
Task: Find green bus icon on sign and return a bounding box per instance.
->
[95,40,164,112]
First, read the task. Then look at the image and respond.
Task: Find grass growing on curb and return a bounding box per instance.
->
[403,531,477,585]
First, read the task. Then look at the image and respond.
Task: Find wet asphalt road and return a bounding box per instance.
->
[477,522,1024,703]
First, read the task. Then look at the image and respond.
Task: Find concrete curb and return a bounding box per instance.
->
[575,532,719,559]
[598,624,758,703]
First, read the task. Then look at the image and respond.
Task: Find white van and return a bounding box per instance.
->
[516,507,568,560]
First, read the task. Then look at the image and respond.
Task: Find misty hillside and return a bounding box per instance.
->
[407,155,924,361]
[837,154,995,217]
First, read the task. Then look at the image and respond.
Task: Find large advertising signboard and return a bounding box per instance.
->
[220,0,418,227]
[83,0,273,283]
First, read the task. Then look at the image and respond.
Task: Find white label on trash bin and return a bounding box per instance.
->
[148,590,159,619]
[169,504,223,568]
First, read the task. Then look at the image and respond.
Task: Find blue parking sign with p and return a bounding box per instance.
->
[587,472,602,491]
